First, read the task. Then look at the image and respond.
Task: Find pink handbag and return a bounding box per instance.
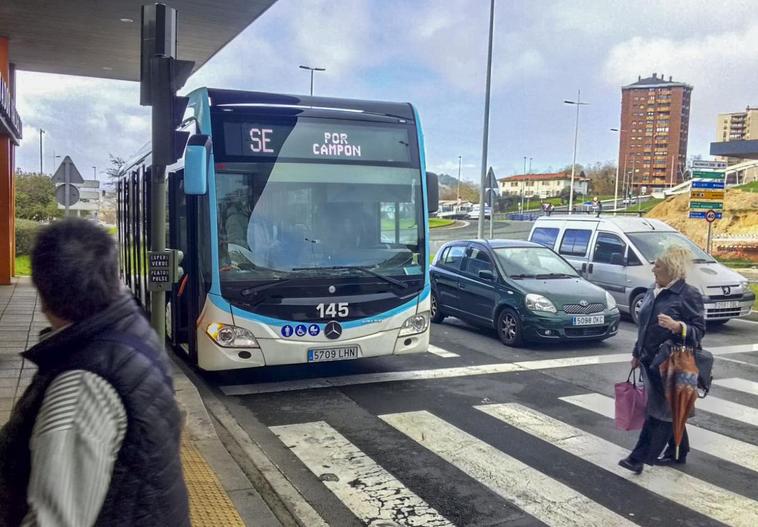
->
[615,368,647,431]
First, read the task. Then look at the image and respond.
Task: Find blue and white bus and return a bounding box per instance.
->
[117,89,438,371]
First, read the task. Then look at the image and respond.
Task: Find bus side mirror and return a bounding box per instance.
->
[184,134,212,195]
[427,172,439,213]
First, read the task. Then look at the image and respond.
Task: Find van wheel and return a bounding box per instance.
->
[497,308,523,347]
[631,293,645,325]
[430,292,445,323]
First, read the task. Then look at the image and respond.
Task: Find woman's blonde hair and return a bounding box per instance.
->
[656,244,693,281]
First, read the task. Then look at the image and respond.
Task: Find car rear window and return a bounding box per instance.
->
[530,227,560,248]
[559,229,592,257]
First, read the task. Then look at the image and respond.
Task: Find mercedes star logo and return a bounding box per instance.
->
[325,321,342,340]
[722,286,731,296]
[579,299,589,307]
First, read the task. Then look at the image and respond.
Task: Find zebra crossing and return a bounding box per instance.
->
[266,379,758,526]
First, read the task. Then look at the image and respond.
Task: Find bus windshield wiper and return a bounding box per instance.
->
[292,265,409,289]
[239,278,292,297]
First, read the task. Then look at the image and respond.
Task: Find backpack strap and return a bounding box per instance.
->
[94,332,173,388]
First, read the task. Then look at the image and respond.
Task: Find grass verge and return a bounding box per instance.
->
[15,255,31,276]
[751,284,758,310]
[429,218,455,229]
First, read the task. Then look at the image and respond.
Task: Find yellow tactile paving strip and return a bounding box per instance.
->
[181,439,245,527]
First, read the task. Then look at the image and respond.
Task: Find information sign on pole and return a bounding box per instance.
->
[148,250,175,292]
[688,211,722,220]
[691,180,725,190]
[691,160,727,170]
[691,170,725,180]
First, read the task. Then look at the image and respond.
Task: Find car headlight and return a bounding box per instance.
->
[206,322,259,348]
[605,291,618,311]
[399,312,429,336]
[525,294,557,313]
[739,280,749,291]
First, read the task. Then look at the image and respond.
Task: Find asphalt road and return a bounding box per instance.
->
[431,220,534,254]
[203,316,758,526]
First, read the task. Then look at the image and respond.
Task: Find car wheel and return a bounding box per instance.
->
[631,293,646,325]
[430,292,445,323]
[497,308,523,347]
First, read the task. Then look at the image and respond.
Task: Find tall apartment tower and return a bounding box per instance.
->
[717,106,758,142]
[618,73,693,194]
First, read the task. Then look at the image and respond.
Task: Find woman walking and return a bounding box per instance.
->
[619,244,705,474]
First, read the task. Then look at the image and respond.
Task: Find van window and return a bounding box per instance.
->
[531,227,560,248]
[592,233,626,264]
[442,245,466,270]
[559,229,592,257]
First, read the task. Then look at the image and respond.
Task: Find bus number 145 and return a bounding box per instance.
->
[317,303,349,319]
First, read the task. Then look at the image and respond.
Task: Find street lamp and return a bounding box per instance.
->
[299,65,326,96]
[457,155,462,201]
[39,129,46,174]
[92,166,97,182]
[564,91,589,214]
[610,128,626,215]
[477,0,495,240]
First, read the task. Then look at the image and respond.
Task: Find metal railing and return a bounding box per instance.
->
[0,76,22,141]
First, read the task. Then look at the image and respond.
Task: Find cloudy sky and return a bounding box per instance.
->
[14,0,758,183]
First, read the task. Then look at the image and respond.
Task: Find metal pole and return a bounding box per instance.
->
[613,162,620,215]
[706,222,712,255]
[457,155,462,201]
[310,70,314,96]
[568,90,580,215]
[520,156,526,211]
[39,129,44,174]
[489,181,494,240]
[64,159,70,217]
[477,0,495,240]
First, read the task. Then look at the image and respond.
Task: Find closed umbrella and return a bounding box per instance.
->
[659,326,699,460]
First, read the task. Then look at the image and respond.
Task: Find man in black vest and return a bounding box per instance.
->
[0,218,189,526]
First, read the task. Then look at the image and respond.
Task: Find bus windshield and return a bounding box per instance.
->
[216,163,424,283]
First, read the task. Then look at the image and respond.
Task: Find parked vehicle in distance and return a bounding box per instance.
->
[467,204,492,219]
[430,240,620,346]
[528,216,754,324]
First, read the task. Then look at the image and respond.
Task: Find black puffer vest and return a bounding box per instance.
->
[0,295,189,527]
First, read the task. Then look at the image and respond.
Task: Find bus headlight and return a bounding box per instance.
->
[399,312,429,336]
[206,323,259,348]
[525,294,557,313]
[605,291,618,311]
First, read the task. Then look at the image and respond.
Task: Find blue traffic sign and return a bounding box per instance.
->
[691,180,725,190]
[281,325,294,338]
[308,324,320,336]
[295,324,307,337]
[689,211,722,220]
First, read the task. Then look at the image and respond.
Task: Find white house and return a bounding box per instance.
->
[498,171,589,199]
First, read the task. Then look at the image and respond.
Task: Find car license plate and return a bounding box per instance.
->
[715,301,740,309]
[307,346,360,363]
[572,315,605,326]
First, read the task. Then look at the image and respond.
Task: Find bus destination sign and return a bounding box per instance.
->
[222,121,412,163]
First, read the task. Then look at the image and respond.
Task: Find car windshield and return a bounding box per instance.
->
[216,163,424,283]
[493,246,579,278]
[626,232,715,263]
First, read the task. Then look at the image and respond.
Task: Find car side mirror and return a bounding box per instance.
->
[610,252,626,266]
[426,172,439,213]
[184,134,212,195]
[478,269,495,281]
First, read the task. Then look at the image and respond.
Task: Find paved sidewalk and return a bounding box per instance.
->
[0,278,280,526]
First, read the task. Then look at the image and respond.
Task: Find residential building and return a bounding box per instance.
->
[618,73,692,194]
[497,171,589,199]
[717,107,758,143]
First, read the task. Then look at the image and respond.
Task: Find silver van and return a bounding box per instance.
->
[528,216,755,324]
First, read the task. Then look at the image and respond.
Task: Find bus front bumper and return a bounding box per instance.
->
[197,326,429,371]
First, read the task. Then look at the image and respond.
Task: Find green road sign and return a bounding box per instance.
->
[689,201,723,210]
[691,170,725,180]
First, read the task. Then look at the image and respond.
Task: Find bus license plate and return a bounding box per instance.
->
[715,301,740,309]
[573,315,605,326]
[307,346,360,363]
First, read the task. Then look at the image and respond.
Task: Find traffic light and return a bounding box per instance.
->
[140,3,195,165]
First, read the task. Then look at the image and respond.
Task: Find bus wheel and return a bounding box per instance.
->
[431,292,445,323]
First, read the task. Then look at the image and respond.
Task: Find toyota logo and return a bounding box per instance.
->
[579,299,589,307]
[325,321,343,340]
[722,286,731,296]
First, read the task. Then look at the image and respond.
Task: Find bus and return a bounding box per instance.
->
[117,88,438,371]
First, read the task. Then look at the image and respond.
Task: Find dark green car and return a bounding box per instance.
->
[430,240,620,346]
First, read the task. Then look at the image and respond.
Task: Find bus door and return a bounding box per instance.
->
[168,171,201,363]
